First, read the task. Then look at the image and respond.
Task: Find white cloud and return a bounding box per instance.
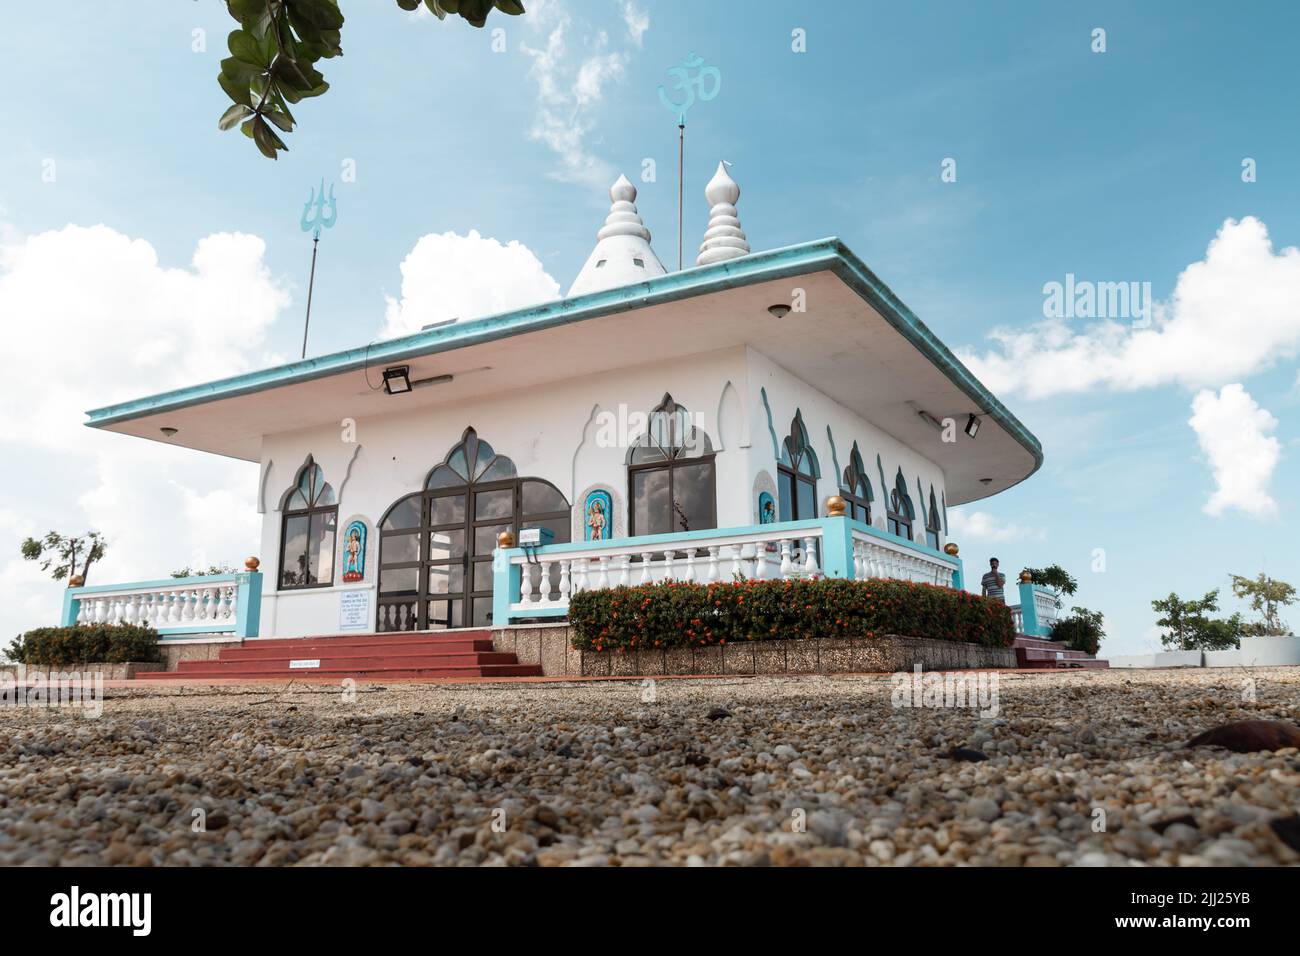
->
[959,217,1300,399]
[0,222,284,641]
[520,0,648,189]
[1187,384,1280,520]
[0,224,288,449]
[621,1,649,47]
[947,509,1045,543]
[380,229,559,338]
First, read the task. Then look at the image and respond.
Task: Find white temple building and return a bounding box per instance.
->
[68,162,1043,668]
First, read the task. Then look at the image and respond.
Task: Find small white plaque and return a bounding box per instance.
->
[290,659,321,669]
[339,589,371,631]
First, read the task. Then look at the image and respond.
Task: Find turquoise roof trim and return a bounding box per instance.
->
[84,237,1043,480]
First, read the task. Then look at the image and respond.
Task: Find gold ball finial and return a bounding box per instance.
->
[825,495,846,517]
[1019,569,1033,583]
[943,542,959,556]
[69,575,85,588]
[497,531,516,549]
[245,556,261,571]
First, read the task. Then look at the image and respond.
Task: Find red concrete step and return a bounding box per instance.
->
[135,628,541,682]
[220,639,493,660]
[173,652,518,673]
[232,630,493,652]
[137,663,542,681]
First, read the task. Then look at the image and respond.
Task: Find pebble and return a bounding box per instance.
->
[0,668,1295,866]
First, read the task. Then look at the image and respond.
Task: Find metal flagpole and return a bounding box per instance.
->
[301,235,319,360]
[299,179,338,359]
[677,118,685,272]
[658,52,721,272]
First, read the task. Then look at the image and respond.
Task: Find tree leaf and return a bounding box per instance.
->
[218,103,254,130]
[227,28,268,67]
[494,0,526,15]
[251,116,286,158]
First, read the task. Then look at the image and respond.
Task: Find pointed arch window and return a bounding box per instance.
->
[841,443,873,524]
[887,468,915,541]
[279,457,337,590]
[628,394,716,535]
[778,410,820,521]
[926,486,941,550]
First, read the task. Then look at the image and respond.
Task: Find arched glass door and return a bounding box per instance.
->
[377,429,570,631]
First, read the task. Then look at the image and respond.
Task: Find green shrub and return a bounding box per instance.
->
[7,624,161,666]
[1049,607,1105,655]
[567,578,1016,652]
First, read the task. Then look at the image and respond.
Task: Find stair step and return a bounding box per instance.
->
[219,640,493,660]
[233,630,492,651]
[176,653,517,673]
[137,663,542,681]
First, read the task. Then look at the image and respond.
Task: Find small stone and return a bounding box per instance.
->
[965,798,1000,822]
[706,706,731,721]
[947,747,988,762]
[1187,719,1300,753]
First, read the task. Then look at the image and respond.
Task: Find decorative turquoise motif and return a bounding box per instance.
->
[300,179,338,240]
[658,51,722,124]
[584,490,613,541]
[758,491,776,524]
[342,520,366,582]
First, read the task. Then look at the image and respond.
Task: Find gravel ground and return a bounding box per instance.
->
[1,668,1298,866]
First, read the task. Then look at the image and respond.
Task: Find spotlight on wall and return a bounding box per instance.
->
[159,427,178,438]
[382,366,413,395]
[767,304,792,319]
[965,414,981,439]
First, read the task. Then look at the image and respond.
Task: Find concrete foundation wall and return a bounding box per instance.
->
[492,624,1015,677]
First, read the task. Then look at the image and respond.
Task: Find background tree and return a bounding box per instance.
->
[1229,572,1296,636]
[1152,589,1241,651]
[170,563,239,578]
[1049,606,1105,655]
[218,0,525,159]
[20,532,107,587]
[1024,563,1078,608]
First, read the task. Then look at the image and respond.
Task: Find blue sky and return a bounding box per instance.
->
[1,1,1297,653]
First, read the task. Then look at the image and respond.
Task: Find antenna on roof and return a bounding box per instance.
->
[658,52,721,271]
[298,179,338,359]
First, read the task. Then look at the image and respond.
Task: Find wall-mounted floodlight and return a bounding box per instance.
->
[382,366,412,394]
[965,414,981,439]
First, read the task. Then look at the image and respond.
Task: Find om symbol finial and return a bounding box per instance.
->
[300,179,338,240]
[658,51,722,124]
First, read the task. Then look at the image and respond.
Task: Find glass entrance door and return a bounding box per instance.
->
[376,428,571,632]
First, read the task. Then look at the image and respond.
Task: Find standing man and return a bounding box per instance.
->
[981,557,1006,603]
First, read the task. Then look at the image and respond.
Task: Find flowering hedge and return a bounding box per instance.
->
[568,578,1015,653]
[7,624,161,666]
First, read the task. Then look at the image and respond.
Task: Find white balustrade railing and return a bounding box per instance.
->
[1033,587,1060,628]
[850,529,957,586]
[73,581,240,631]
[511,525,825,613]
[507,518,961,615]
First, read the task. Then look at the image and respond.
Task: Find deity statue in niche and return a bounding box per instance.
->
[342,521,367,582]
[758,491,776,524]
[584,491,612,541]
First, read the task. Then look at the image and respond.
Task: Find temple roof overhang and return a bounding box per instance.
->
[84,237,1041,505]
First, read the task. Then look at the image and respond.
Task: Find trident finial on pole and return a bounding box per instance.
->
[658,52,722,272]
[299,180,338,358]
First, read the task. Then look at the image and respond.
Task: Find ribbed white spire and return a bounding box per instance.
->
[696,161,750,266]
[568,174,666,296]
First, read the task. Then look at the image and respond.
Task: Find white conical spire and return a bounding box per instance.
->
[696,161,750,266]
[568,174,666,297]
